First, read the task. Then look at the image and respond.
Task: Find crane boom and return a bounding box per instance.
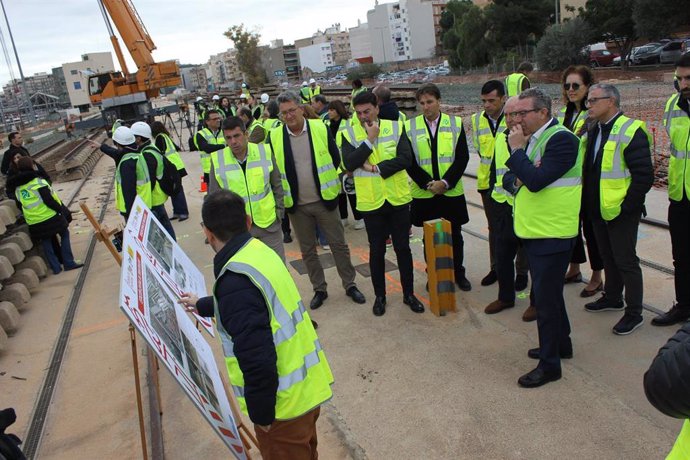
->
[101,0,155,69]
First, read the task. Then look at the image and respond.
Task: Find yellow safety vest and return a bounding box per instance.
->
[262,119,282,144]
[269,119,340,209]
[556,106,587,135]
[310,86,321,99]
[115,152,152,212]
[194,128,226,174]
[491,130,514,206]
[472,111,506,191]
[667,419,690,460]
[212,143,277,228]
[513,125,583,239]
[580,115,651,221]
[505,73,528,97]
[300,87,311,104]
[214,238,334,420]
[155,133,185,171]
[664,93,690,202]
[406,113,465,199]
[15,177,62,225]
[248,119,264,142]
[342,118,411,211]
[141,145,168,206]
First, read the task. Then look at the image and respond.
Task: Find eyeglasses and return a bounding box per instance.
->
[279,107,300,118]
[209,117,222,122]
[505,109,539,119]
[585,96,611,108]
[563,83,581,91]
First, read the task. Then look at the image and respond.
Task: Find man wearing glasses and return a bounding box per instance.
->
[581,83,653,336]
[267,91,366,310]
[652,53,690,328]
[503,88,581,388]
[194,110,226,188]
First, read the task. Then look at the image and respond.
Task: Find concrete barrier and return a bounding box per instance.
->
[0,207,15,226]
[0,284,30,310]
[8,268,39,292]
[0,301,19,334]
[17,256,48,278]
[3,232,32,251]
[0,200,19,215]
[0,256,14,281]
[0,243,24,265]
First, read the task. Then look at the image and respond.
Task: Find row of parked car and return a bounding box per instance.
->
[590,39,690,67]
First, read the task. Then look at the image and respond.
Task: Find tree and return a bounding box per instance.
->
[440,0,494,69]
[632,0,690,40]
[223,24,266,88]
[485,0,552,52]
[578,0,636,68]
[536,18,594,71]
[346,63,382,81]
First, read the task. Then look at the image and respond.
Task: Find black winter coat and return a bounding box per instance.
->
[8,170,68,240]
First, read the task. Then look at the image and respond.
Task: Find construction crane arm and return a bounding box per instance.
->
[99,0,156,71]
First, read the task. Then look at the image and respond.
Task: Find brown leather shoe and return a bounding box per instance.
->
[484,300,515,314]
[522,305,537,322]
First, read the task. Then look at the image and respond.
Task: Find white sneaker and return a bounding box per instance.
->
[353,219,365,230]
[322,244,330,251]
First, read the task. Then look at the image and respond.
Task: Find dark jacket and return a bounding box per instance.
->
[8,170,68,240]
[196,232,278,425]
[406,114,470,226]
[644,322,690,419]
[340,120,413,214]
[378,101,400,121]
[267,120,341,212]
[2,145,30,176]
[6,161,50,201]
[581,112,654,221]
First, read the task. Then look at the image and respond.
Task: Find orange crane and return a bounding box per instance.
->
[89,0,181,126]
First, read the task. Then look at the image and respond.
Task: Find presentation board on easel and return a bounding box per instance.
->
[119,198,247,459]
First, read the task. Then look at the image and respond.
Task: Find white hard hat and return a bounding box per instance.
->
[241,82,247,88]
[301,81,308,87]
[309,78,316,84]
[260,93,269,104]
[130,121,152,139]
[212,94,220,101]
[239,93,247,99]
[113,126,135,146]
[195,96,203,102]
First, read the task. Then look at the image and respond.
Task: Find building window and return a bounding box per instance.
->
[73,81,81,90]
[70,69,78,75]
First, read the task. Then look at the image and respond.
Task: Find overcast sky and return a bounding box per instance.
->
[0,0,375,87]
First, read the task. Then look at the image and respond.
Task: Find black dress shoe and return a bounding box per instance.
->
[178,214,189,222]
[283,232,293,243]
[515,274,528,291]
[518,367,562,388]
[403,294,424,313]
[373,296,386,316]
[527,347,573,360]
[310,291,328,310]
[65,263,84,271]
[652,304,690,326]
[346,286,366,304]
[456,276,472,292]
[311,319,319,329]
[480,270,497,286]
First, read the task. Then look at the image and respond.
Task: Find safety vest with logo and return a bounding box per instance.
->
[667,419,690,460]
[472,111,507,191]
[491,130,514,206]
[16,177,62,225]
[115,152,152,212]
[155,133,185,171]
[505,73,528,97]
[212,143,277,228]
[556,106,587,135]
[194,128,225,174]
[141,145,168,206]
[664,93,690,202]
[513,124,583,239]
[580,115,651,221]
[342,118,411,211]
[406,113,465,199]
[269,119,340,209]
[214,238,334,420]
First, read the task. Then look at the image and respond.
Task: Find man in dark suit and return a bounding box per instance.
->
[2,132,29,175]
[504,88,582,388]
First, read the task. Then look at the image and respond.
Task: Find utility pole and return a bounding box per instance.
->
[0,0,36,127]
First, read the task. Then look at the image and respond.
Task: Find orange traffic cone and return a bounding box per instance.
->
[199,175,207,193]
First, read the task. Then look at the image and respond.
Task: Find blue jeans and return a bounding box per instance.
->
[152,205,176,241]
[42,229,77,274]
[170,185,189,217]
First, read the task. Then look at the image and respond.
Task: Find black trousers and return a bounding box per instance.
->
[282,215,291,235]
[363,204,414,297]
[669,198,690,310]
[591,212,644,317]
[494,202,529,302]
[523,239,573,372]
[570,216,604,270]
[338,193,361,221]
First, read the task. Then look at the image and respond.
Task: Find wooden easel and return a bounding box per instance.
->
[80,203,259,458]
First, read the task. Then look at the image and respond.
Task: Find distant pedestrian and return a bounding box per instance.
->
[505,62,533,97]
[1,132,29,176]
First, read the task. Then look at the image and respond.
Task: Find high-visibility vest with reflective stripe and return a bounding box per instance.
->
[472,111,506,191]
[513,125,583,239]
[248,119,264,141]
[667,419,690,460]
[300,87,311,104]
[141,145,168,206]
[505,73,528,97]
[491,130,514,206]
[212,143,277,228]
[556,106,587,135]
[194,128,225,174]
[580,115,651,221]
[262,119,282,144]
[342,118,411,211]
[115,152,152,212]
[269,119,339,208]
[15,177,62,225]
[405,113,464,199]
[664,93,690,202]
[214,238,334,420]
[155,133,185,171]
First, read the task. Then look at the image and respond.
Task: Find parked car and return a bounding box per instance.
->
[660,41,684,64]
[634,43,665,65]
[589,49,619,67]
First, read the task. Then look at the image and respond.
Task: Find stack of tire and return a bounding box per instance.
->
[0,199,48,352]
